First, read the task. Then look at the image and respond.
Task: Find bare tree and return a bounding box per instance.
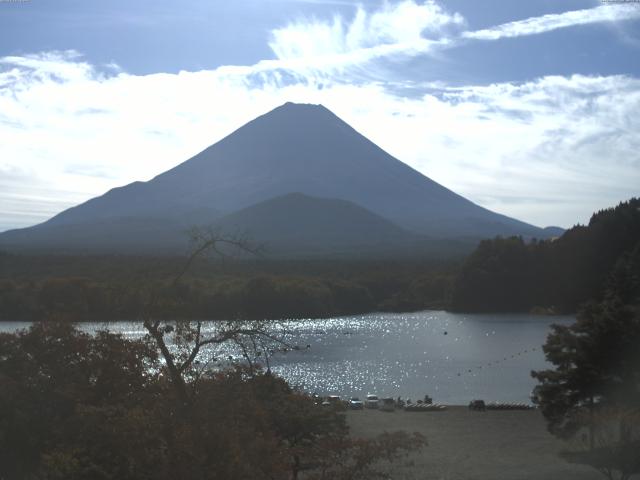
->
[140,227,291,406]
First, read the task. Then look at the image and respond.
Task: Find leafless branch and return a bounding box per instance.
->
[140,227,290,405]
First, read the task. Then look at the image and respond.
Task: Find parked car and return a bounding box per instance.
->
[349,397,364,410]
[380,397,395,412]
[469,399,486,411]
[365,394,379,409]
[320,395,337,404]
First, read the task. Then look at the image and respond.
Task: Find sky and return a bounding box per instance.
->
[0,0,639,232]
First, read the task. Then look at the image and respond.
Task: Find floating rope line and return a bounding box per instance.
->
[455,346,540,377]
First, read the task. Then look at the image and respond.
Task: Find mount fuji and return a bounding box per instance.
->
[0,103,559,256]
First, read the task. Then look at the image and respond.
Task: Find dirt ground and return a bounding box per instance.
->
[346,407,604,480]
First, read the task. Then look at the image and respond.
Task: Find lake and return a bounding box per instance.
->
[0,311,573,405]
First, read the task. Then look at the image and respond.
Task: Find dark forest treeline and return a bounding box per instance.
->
[451,198,640,313]
[0,255,457,321]
[4,198,639,320]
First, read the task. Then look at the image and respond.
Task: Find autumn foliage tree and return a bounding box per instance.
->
[0,322,425,480]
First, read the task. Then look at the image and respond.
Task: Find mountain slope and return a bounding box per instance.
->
[0,216,190,254]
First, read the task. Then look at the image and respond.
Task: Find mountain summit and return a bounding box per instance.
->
[0,102,554,255]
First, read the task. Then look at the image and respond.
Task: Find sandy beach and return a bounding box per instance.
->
[346,407,603,480]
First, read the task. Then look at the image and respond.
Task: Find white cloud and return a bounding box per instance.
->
[0,163,93,231]
[238,0,464,79]
[463,4,640,41]
[254,2,640,77]
[1,48,638,230]
[269,0,464,59]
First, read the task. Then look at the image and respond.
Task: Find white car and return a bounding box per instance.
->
[365,394,379,409]
[349,397,364,410]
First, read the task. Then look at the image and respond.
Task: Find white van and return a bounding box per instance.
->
[365,394,379,409]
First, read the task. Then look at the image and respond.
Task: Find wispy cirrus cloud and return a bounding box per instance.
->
[462,4,640,41]
[220,1,640,83]
[214,0,464,82]
[269,0,464,60]
[2,1,635,90]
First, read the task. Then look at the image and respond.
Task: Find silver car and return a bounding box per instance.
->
[365,394,379,409]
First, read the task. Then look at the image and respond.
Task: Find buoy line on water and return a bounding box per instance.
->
[454,346,540,377]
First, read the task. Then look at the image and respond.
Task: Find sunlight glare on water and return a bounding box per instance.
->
[0,311,573,404]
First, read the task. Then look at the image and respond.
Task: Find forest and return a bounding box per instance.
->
[0,255,456,321]
[1,198,638,321]
[451,198,640,313]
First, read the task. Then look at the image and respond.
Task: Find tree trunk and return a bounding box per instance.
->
[291,454,300,480]
[589,396,595,451]
[144,320,191,408]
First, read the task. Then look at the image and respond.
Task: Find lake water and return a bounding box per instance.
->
[0,311,573,405]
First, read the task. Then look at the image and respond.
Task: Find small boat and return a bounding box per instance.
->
[485,402,535,410]
[404,403,447,412]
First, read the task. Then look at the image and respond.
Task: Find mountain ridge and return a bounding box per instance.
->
[0,102,559,256]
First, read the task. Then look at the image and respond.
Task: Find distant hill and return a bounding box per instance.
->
[216,193,413,252]
[0,102,558,256]
[214,192,473,257]
[542,226,565,238]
